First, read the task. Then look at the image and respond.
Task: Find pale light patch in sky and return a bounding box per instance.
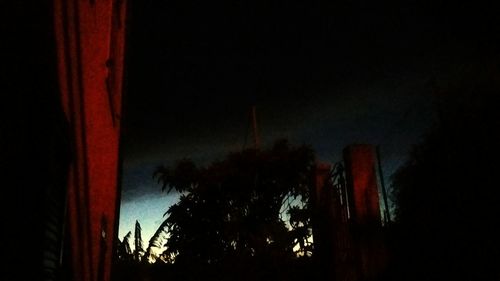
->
[118,189,180,249]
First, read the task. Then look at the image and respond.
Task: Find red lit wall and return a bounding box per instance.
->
[343,145,381,226]
[54,1,127,281]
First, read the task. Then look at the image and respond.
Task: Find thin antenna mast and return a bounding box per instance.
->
[251,105,260,149]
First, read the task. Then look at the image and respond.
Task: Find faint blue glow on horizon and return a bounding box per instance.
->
[117,81,435,245]
[118,189,180,247]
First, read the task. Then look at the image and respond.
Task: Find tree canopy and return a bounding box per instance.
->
[147,139,316,276]
[388,64,500,281]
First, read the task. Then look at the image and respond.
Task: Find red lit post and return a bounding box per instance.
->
[343,144,387,280]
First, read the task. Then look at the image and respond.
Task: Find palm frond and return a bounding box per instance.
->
[134,220,144,256]
[123,231,132,255]
[143,218,170,263]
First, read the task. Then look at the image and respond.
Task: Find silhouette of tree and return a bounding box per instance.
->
[151,139,316,278]
[117,231,133,261]
[389,63,500,281]
[134,220,144,262]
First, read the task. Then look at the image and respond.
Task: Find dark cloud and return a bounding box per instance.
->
[120,0,499,197]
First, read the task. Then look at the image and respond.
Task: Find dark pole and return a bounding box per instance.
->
[251,105,260,150]
[376,145,391,223]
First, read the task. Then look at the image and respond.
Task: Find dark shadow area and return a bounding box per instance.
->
[1,1,70,280]
[383,64,500,281]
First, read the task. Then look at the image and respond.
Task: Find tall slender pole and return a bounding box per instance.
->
[251,105,260,150]
[376,145,391,223]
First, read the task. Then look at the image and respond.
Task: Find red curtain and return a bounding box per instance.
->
[53,1,127,281]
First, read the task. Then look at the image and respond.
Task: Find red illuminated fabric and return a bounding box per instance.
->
[54,1,127,281]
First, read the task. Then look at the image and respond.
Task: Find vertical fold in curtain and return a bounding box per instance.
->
[53,1,127,281]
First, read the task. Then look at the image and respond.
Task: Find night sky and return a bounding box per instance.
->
[117,0,498,242]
